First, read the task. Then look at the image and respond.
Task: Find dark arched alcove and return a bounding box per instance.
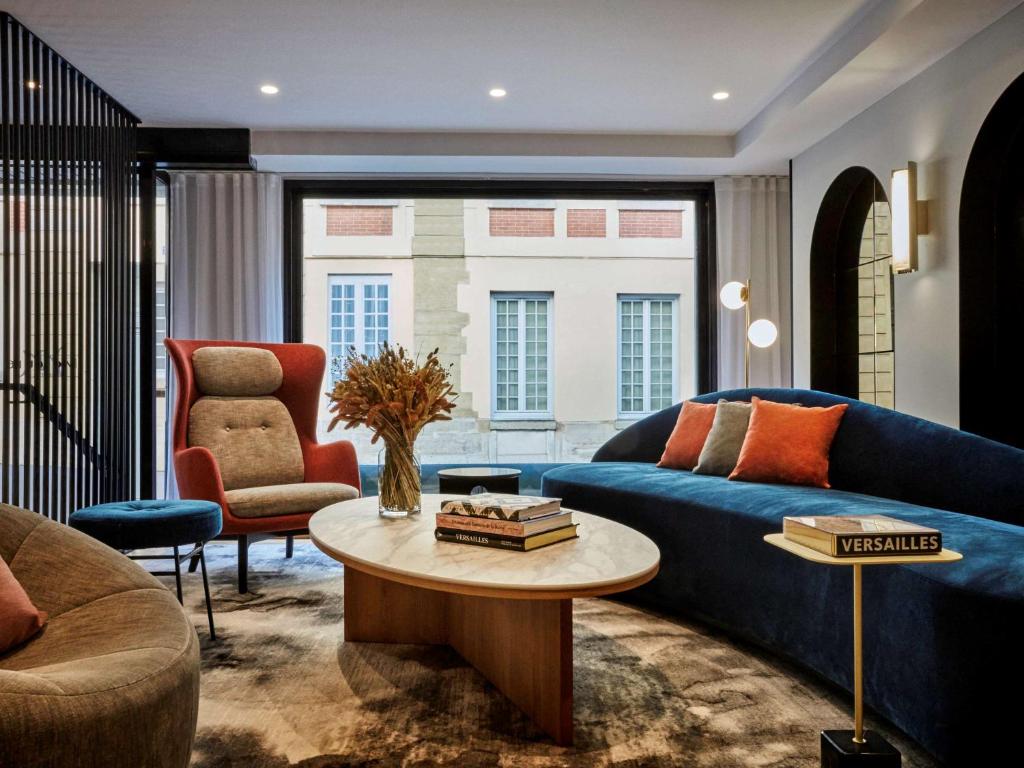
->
[960,70,1024,447]
[810,167,893,401]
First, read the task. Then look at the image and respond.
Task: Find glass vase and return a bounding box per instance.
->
[377,444,421,518]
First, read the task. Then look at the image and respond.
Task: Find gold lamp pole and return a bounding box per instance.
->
[743,282,751,388]
[720,279,777,387]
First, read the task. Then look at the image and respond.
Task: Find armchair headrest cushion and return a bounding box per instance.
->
[192,346,283,397]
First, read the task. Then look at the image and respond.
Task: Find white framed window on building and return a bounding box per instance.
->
[491,292,553,419]
[617,294,679,417]
[329,275,391,379]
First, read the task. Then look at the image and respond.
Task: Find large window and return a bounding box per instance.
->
[329,275,390,378]
[618,295,678,417]
[492,293,553,418]
[294,187,710,465]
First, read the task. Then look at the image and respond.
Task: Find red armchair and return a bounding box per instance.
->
[165,339,361,592]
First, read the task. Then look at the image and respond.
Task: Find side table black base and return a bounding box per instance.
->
[437,467,521,496]
[821,731,900,767]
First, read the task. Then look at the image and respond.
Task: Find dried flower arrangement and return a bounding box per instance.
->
[327,343,457,515]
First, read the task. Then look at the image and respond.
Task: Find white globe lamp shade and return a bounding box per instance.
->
[719,281,747,310]
[747,319,778,348]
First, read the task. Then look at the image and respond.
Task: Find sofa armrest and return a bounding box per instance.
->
[593,404,682,463]
[303,440,361,492]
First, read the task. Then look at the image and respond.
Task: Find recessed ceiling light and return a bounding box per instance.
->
[26,80,39,90]
[712,91,730,101]
[260,84,279,95]
[489,87,507,99]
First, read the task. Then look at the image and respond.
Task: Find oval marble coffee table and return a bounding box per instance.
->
[310,494,660,745]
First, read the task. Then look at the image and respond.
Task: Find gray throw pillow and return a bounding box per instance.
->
[693,399,752,476]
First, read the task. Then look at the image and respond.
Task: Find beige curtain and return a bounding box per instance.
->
[168,172,283,341]
[164,172,283,497]
[714,176,791,389]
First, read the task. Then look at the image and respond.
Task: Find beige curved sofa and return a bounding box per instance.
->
[0,504,200,768]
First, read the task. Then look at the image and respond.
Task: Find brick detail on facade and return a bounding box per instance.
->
[325,205,393,236]
[618,209,682,238]
[489,208,555,237]
[566,208,607,238]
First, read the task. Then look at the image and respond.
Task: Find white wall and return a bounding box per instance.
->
[791,4,1024,427]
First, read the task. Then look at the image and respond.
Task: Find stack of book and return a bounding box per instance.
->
[434,494,579,551]
[783,514,942,558]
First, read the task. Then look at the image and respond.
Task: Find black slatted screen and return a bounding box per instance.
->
[1,13,140,521]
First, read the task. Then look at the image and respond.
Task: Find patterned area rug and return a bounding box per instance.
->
[171,540,937,768]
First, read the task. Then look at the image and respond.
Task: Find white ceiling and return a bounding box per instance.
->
[7,0,1022,173]
[9,0,867,132]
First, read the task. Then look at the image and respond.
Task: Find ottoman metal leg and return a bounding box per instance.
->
[129,543,216,640]
[172,545,183,603]
[199,546,216,641]
[286,534,294,559]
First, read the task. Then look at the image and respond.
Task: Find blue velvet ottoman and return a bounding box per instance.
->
[70,500,222,639]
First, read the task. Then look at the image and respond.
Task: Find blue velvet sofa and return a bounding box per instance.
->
[541,388,1024,765]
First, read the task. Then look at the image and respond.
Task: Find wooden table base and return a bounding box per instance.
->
[344,565,574,745]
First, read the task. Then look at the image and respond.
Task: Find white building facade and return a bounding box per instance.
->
[302,197,698,464]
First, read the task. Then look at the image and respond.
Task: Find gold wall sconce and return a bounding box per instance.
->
[891,161,929,274]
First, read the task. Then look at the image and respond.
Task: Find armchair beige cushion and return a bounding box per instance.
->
[188,396,304,491]
[224,482,359,519]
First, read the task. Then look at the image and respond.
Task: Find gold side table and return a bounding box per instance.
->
[764,533,962,767]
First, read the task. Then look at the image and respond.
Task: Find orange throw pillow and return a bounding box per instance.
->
[658,401,717,470]
[729,397,848,488]
[0,557,47,653]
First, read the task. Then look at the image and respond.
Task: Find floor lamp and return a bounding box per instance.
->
[720,280,778,387]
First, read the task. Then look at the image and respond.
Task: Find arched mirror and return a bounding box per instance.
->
[961,70,1024,447]
[810,167,895,406]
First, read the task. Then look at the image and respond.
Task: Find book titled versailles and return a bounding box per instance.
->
[434,524,579,552]
[783,514,942,558]
[439,493,561,522]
